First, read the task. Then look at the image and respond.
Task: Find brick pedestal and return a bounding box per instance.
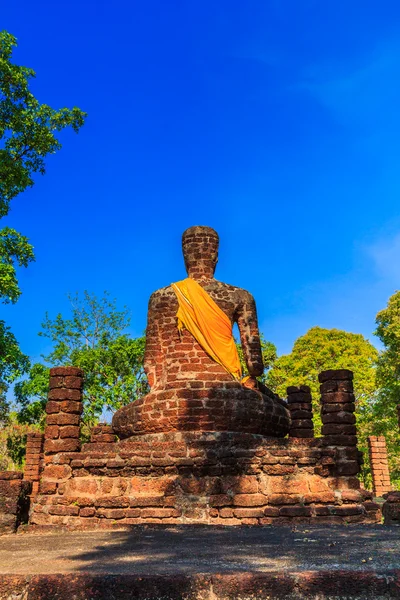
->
[287,385,314,438]
[44,367,84,454]
[26,366,380,530]
[368,436,391,497]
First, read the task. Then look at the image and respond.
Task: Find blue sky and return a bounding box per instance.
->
[2,0,400,366]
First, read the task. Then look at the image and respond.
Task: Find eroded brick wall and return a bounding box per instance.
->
[30,432,379,528]
[368,436,391,497]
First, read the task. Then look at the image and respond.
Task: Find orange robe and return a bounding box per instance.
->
[171,278,242,380]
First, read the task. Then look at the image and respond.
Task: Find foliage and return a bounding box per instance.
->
[266,327,379,485]
[0,30,86,304]
[371,291,400,486]
[0,227,35,304]
[0,413,34,470]
[0,320,29,422]
[15,292,148,426]
[0,31,86,215]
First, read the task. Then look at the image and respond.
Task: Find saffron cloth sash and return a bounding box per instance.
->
[171,278,242,380]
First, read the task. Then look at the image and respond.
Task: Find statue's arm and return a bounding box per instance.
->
[143,292,163,389]
[236,291,264,378]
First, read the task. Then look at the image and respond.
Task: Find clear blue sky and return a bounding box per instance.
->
[2,0,400,364]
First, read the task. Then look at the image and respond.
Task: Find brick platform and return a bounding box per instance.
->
[30,431,379,529]
[22,366,380,529]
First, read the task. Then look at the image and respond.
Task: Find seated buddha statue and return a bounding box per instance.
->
[112,226,290,439]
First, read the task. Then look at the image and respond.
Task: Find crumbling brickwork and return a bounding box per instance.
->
[23,432,44,498]
[30,432,379,529]
[25,367,380,530]
[44,367,84,454]
[0,472,31,534]
[287,386,314,438]
[368,436,391,497]
[319,369,361,478]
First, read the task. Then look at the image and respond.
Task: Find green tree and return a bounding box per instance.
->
[371,291,400,486]
[0,31,86,303]
[0,320,30,422]
[266,327,379,484]
[0,30,86,465]
[15,292,148,427]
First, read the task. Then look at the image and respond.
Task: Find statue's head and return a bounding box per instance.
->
[182,226,219,279]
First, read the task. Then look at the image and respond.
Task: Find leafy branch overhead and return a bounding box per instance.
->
[0,30,87,305]
[0,31,87,215]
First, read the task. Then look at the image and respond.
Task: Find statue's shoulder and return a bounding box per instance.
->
[214,280,255,303]
[148,284,175,306]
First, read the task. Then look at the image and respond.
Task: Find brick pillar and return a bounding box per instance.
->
[23,432,44,497]
[287,385,314,438]
[319,369,359,476]
[368,436,392,497]
[0,472,31,534]
[44,367,84,454]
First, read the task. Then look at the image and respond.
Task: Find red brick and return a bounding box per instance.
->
[50,367,83,377]
[64,376,84,389]
[80,507,96,517]
[219,508,234,518]
[269,494,303,505]
[322,424,357,436]
[49,376,64,389]
[60,400,83,414]
[233,508,264,518]
[97,508,126,519]
[60,426,80,439]
[48,505,79,516]
[318,369,353,382]
[44,425,59,439]
[279,506,312,517]
[44,438,80,453]
[45,401,61,414]
[42,465,71,480]
[46,413,81,426]
[48,389,82,401]
[39,481,57,494]
[140,508,180,518]
[233,493,267,507]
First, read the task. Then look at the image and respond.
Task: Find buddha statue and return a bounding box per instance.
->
[112,226,290,438]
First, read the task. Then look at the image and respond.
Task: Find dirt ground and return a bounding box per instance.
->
[0,524,399,575]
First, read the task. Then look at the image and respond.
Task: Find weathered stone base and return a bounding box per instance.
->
[30,432,380,529]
